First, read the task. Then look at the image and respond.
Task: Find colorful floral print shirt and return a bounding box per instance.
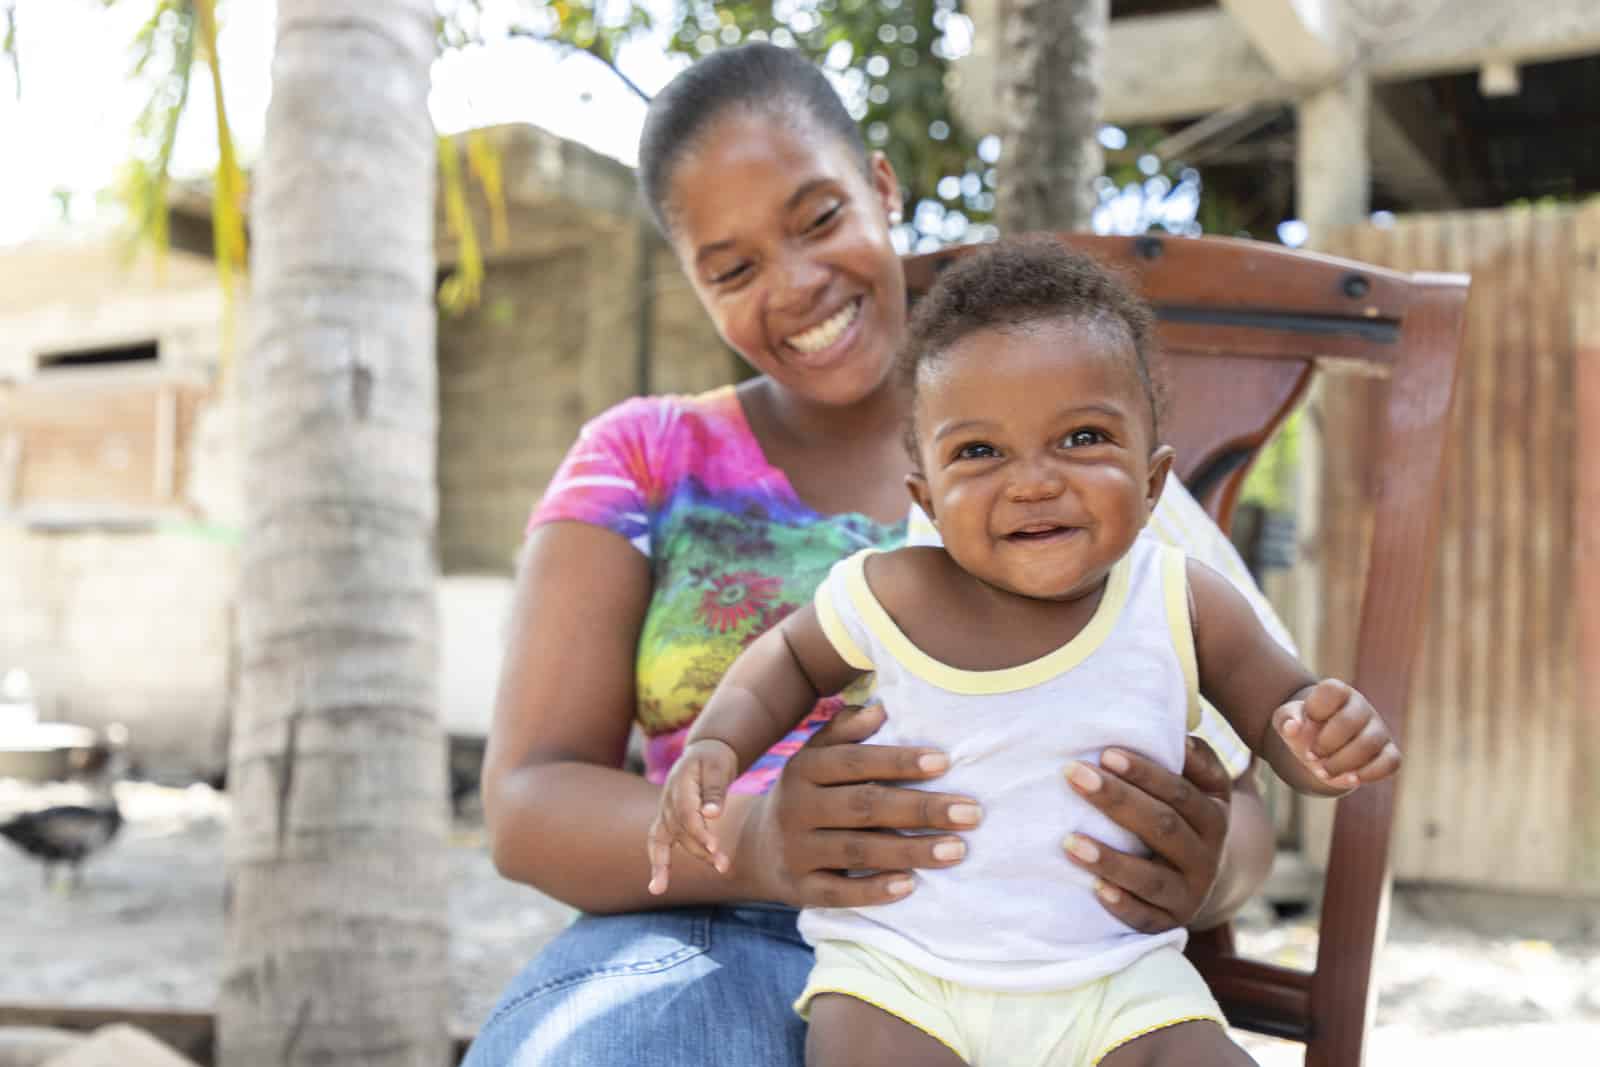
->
[529,386,904,794]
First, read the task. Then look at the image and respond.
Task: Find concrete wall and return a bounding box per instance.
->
[1,126,738,772]
[0,239,238,779]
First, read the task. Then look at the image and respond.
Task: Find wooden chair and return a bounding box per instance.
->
[904,234,1471,1067]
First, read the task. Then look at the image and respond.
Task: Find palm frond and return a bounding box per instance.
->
[194,0,247,361]
[465,128,508,250]
[437,131,484,315]
[3,1,20,99]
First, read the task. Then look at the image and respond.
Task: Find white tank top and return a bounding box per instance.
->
[798,535,1200,992]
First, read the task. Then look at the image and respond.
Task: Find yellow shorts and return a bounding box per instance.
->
[795,940,1224,1067]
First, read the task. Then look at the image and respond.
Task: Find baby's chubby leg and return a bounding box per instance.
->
[806,993,969,1067]
[1096,1020,1257,1067]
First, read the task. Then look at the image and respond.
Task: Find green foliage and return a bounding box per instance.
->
[95,0,245,355]
[110,0,197,272]
[3,1,19,97]
[666,0,980,216]
[1239,409,1301,512]
[439,1,993,235]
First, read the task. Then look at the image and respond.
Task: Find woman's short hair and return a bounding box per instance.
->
[638,42,869,234]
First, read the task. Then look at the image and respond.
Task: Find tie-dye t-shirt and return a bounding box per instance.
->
[528,386,904,794]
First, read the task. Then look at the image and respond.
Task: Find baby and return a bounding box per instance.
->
[647,237,1400,1067]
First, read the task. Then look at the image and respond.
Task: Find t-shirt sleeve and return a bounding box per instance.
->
[812,551,877,672]
[526,396,663,556]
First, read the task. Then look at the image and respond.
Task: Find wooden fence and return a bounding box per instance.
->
[1308,201,1600,896]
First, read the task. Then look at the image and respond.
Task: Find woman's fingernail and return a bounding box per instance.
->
[1096,880,1122,904]
[1065,836,1100,863]
[1066,762,1103,792]
[887,877,914,897]
[948,803,982,826]
[932,839,965,862]
[1102,750,1131,774]
[918,753,949,773]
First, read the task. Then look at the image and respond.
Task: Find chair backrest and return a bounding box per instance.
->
[905,234,1471,1066]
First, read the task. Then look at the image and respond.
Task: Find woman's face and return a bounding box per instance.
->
[663,109,907,409]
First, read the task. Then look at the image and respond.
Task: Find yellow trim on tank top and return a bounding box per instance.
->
[1159,544,1203,733]
[813,574,873,671]
[839,548,1133,695]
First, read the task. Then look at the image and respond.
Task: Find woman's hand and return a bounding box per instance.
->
[731,703,980,908]
[1061,737,1248,934]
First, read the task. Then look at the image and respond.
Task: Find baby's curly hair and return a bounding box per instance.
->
[900,237,1164,459]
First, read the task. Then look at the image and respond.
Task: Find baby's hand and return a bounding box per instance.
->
[1272,679,1401,791]
[646,738,739,895]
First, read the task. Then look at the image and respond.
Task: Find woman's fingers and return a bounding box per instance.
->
[804,702,890,748]
[791,731,949,788]
[801,781,982,832]
[795,870,918,910]
[1065,835,1193,919]
[1077,746,1228,847]
[805,828,968,873]
[1065,743,1232,930]
[1083,877,1181,936]
[1177,736,1234,801]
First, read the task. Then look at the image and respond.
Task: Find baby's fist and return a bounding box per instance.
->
[1274,679,1401,792]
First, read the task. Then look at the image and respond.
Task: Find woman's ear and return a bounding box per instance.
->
[1145,445,1176,514]
[906,471,936,526]
[869,150,903,223]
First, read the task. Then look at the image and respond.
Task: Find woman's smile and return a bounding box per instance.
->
[781,296,864,368]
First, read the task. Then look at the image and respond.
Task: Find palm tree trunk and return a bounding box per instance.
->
[996,0,1108,232]
[220,3,449,1065]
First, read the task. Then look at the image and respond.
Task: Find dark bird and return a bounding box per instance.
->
[0,803,123,889]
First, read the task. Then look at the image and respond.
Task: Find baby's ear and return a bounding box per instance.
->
[1145,445,1176,513]
[905,472,936,525]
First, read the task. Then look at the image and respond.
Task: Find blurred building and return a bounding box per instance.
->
[0,124,729,780]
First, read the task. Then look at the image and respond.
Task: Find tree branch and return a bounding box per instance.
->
[506,25,652,103]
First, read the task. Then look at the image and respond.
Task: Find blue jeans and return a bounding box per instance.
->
[461,904,812,1066]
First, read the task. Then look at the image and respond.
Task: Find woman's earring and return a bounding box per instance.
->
[889,209,902,225]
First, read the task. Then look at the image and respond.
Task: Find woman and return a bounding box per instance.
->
[464,43,1279,1066]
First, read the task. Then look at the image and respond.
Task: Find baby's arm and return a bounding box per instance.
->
[646,606,865,894]
[1188,559,1401,797]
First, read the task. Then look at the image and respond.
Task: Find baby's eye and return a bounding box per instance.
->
[1064,429,1107,448]
[955,442,998,461]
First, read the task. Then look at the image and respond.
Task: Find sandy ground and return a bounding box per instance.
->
[4,779,1597,1063]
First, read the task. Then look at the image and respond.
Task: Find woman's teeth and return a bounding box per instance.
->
[786,300,859,354]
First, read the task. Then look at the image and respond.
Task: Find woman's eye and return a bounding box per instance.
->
[955,442,998,461]
[807,203,842,232]
[709,262,751,286]
[1065,429,1107,448]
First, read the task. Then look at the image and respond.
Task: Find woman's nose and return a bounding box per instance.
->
[771,249,829,310]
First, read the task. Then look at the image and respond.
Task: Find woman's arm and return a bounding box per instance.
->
[481,522,760,912]
[481,522,979,914]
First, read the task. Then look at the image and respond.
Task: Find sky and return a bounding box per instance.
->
[0,0,1281,249]
[0,0,686,247]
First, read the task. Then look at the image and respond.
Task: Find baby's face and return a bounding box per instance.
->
[907,316,1171,602]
